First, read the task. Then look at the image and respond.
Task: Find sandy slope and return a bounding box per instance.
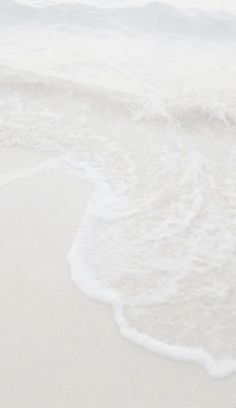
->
[0,150,236,408]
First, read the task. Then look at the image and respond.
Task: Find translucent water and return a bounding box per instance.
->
[1,0,236,377]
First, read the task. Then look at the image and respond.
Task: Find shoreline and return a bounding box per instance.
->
[0,149,236,407]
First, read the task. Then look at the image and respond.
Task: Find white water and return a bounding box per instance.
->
[1,0,236,378]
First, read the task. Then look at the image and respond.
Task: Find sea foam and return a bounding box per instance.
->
[1,0,236,378]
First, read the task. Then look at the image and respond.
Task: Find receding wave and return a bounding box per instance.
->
[1,0,236,378]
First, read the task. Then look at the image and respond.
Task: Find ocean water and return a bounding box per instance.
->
[1,0,236,378]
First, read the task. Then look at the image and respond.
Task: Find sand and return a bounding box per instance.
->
[0,149,236,408]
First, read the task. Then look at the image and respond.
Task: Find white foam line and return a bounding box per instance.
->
[68,217,236,380]
[114,308,236,379]
[2,153,235,379]
[70,257,236,378]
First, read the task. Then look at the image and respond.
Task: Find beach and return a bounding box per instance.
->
[0,149,236,408]
[1,0,236,404]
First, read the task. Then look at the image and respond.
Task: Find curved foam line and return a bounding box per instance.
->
[66,164,236,379]
[1,153,235,378]
[114,309,236,378]
[68,243,236,379]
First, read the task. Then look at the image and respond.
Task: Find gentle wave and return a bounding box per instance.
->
[1,0,236,378]
[1,66,236,130]
[3,0,236,42]
[13,0,236,16]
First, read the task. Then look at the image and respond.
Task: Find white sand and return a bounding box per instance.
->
[0,150,236,408]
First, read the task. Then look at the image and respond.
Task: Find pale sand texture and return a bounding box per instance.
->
[0,150,236,408]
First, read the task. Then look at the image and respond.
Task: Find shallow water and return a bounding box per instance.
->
[1,0,236,378]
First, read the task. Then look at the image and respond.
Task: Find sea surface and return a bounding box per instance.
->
[1,0,236,378]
